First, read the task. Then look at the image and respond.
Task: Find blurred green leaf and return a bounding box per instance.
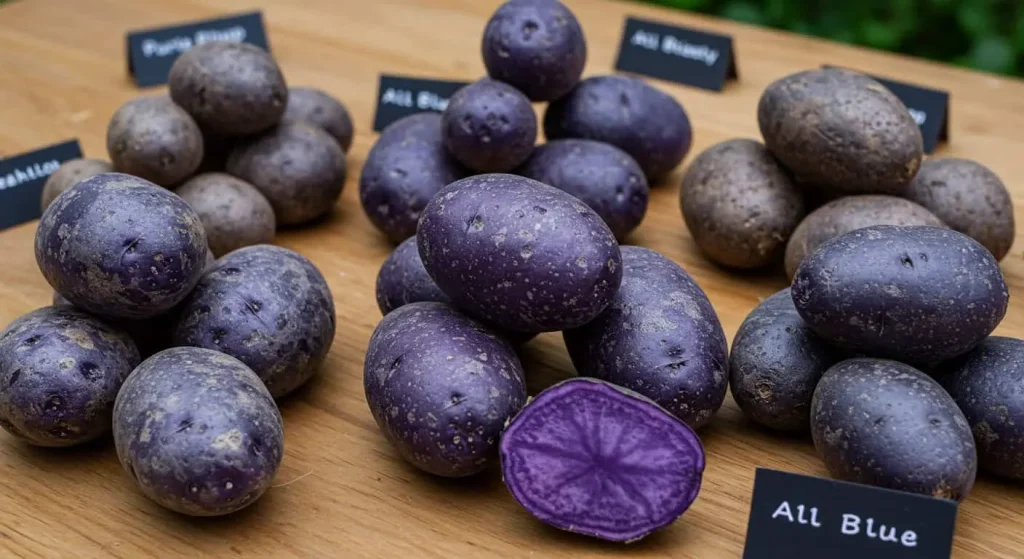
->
[720,1,765,24]
[968,36,1017,73]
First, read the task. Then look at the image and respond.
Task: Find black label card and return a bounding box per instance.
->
[0,139,83,231]
[372,75,469,132]
[744,468,957,559]
[614,16,738,92]
[127,11,269,87]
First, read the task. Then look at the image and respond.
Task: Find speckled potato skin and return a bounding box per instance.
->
[168,42,287,136]
[758,68,923,195]
[544,75,691,180]
[364,302,527,477]
[40,159,113,212]
[106,96,204,187]
[376,237,451,315]
[481,0,586,102]
[35,173,208,321]
[172,245,336,399]
[937,337,1024,480]
[417,174,622,333]
[518,139,648,240]
[784,195,945,279]
[51,291,175,359]
[0,307,139,447]
[113,347,283,516]
[176,173,276,257]
[811,358,977,501]
[681,139,804,269]
[281,87,354,153]
[441,78,537,173]
[729,289,839,432]
[905,158,1015,261]
[360,114,467,243]
[227,122,346,226]
[792,225,1008,366]
[563,246,728,429]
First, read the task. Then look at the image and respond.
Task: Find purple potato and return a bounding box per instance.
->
[792,225,1008,366]
[375,236,451,315]
[172,245,335,399]
[563,246,727,429]
[35,173,208,320]
[364,302,527,477]
[113,347,283,516]
[441,78,536,173]
[500,377,704,542]
[811,358,977,500]
[481,0,586,102]
[176,173,276,257]
[0,306,140,446]
[51,290,174,359]
[544,75,691,180]
[281,87,354,152]
[518,139,648,240]
[40,159,113,212]
[417,173,622,333]
[106,96,204,187]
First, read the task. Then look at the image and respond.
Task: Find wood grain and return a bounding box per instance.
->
[0,0,1022,557]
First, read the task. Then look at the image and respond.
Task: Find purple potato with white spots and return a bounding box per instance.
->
[364,302,527,477]
[563,246,728,429]
[113,347,283,516]
[375,236,451,315]
[441,78,537,173]
[281,87,354,152]
[0,306,140,446]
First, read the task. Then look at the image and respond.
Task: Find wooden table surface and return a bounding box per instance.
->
[1,0,1024,557]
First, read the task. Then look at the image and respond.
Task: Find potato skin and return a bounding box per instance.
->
[40,159,113,212]
[375,236,451,315]
[281,87,354,153]
[681,139,804,269]
[417,174,622,333]
[364,302,527,477]
[518,139,648,240]
[563,246,728,429]
[811,358,977,501]
[729,289,838,432]
[176,173,276,257]
[35,173,208,320]
[227,122,346,226]
[168,42,287,136]
[360,114,467,243]
[113,347,283,516]
[905,158,1015,261]
[758,68,923,195]
[792,225,1008,365]
[441,78,537,173]
[106,96,204,187]
[172,245,336,399]
[544,75,691,180]
[0,306,140,446]
[784,195,945,279]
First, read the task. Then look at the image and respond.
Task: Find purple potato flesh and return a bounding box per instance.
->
[500,377,705,542]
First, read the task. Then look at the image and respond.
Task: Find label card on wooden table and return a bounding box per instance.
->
[0,139,83,231]
[127,11,270,87]
[743,468,957,559]
[372,75,470,132]
[614,16,738,92]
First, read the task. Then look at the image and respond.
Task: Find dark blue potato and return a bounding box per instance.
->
[792,225,1008,366]
[563,246,728,429]
[441,78,537,173]
[113,347,283,516]
[35,173,208,321]
[811,358,977,501]
[172,245,336,399]
[544,75,691,181]
[729,288,839,432]
[0,306,140,446]
[360,113,467,243]
[517,139,648,240]
[364,302,527,477]
[481,0,587,102]
[937,337,1024,480]
[417,174,622,333]
[375,236,451,315]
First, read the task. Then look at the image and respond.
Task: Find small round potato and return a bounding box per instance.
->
[176,173,276,257]
[168,42,287,136]
[681,139,804,269]
[905,158,1015,261]
[106,96,204,187]
[227,122,346,226]
[40,159,113,212]
[376,236,451,315]
[441,78,537,173]
[281,87,354,152]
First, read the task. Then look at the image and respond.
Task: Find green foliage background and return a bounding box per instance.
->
[644,0,1024,76]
